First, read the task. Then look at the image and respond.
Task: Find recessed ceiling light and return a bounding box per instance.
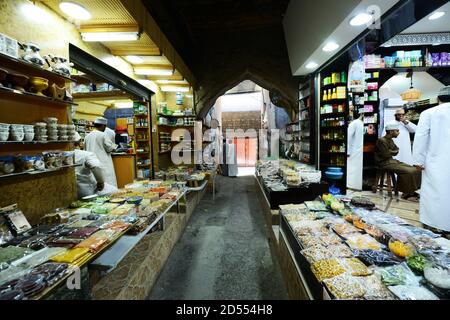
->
[323,42,340,52]
[125,56,144,64]
[305,62,318,69]
[350,13,373,26]
[59,2,91,20]
[428,11,446,20]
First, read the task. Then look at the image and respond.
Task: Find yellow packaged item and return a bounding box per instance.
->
[51,247,90,264]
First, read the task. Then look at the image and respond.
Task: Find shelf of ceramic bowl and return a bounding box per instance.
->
[0,52,76,83]
[0,140,77,145]
[0,86,77,106]
[0,164,82,180]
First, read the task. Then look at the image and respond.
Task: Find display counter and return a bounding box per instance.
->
[112,153,136,188]
[255,172,328,210]
[277,196,450,300]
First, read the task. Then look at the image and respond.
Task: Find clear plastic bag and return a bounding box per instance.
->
[388,285,439,300]
[376,263,421,286]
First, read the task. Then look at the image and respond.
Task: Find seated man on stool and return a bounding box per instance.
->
[374,122,422,201]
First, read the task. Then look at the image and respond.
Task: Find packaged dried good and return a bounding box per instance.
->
[388,285,439,300]
[424,265,450,289]
[376,263,421,286]
[407,254,429,273]
[323,274,366,299]
[341,258,371,276]
[332,222,361,237]
[13,247,67,269]
[389,239,415,258]
[319,233,343,246]
[361,274,396,300]
[298,234,324,248]
[292,220,328,236]
[311,259,346,282]
[0,246,34,266]
[29,262,70,286]
[67,227,99,239]
[354,249,402,266]
[302,245,331,264]
[75,236,108,252]
[304,201,328,212]
[50,247,90,264]
[101,220,131,232]
[346,234,383,251]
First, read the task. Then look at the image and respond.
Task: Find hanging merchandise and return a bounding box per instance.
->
[348,59,365,88]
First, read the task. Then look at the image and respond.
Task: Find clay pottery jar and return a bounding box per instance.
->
[29,77,49,96]
[9,73,29,92]
[46,83,66,100]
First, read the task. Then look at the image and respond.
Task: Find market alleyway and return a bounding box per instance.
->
[148,175,288,300]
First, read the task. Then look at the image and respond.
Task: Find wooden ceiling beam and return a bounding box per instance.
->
[110,47,161,56]
[119,0,197,86]
[142,75,184,81]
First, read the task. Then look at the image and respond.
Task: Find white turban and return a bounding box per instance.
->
[94,117,108,125]
[385,121,399,131]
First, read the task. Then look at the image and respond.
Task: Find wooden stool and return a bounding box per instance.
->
[372,168,399,197]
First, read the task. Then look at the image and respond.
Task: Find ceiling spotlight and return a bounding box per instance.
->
[350,13,373,26]
[125,56,144,64]
[305,62,318,70]
[323,42,340,52]
[59,2,91,20]
[428,11,446,20]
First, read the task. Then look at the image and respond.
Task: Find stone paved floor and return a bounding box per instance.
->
[348,189,421,227]
[148,175,288,300]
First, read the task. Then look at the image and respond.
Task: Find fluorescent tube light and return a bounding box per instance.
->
[125,56,144,64]
[135,68,174,76]
[161,86,190,93]
[81,32,139,42]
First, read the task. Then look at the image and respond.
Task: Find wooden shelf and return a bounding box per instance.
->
[135,126,149,129]
[0,52,76,83]
[321,126,347,129]
[158,114,195,118]
[320,163,345,168]
[158,124,194,128]
[73,91,131,101]
[321,151,346,155]
[322,98,347,104]
[322,82,347,90]
[320,112,346,118]
[0,140,77,145]
[0,164,81,180]
[0,86,77,107]
[158,150,171,154]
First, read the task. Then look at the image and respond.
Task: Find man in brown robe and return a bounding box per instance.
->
[375,122,421,201]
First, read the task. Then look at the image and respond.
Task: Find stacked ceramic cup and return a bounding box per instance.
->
[0,123,10,142]
[34,122,48,142]
[23,125,35,142]
[10,124,25,142]
[44,117,58,142]
[58,124,68,141]
[67,124,77,141]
